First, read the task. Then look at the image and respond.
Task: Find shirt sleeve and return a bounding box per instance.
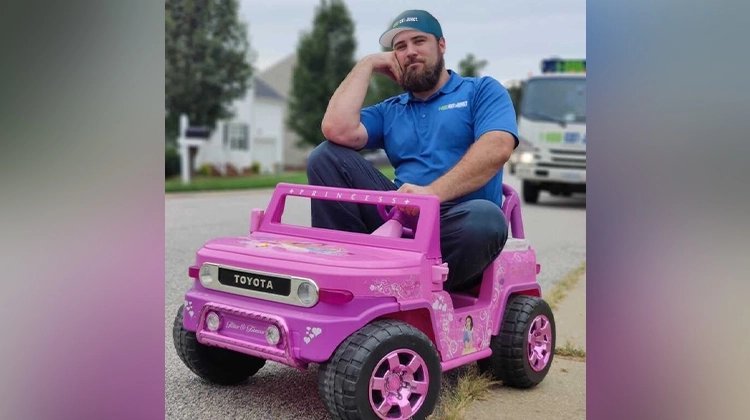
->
[360,103,385,150]
[472,77,520,149]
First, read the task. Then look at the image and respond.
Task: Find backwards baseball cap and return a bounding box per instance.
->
[379,10,443,48]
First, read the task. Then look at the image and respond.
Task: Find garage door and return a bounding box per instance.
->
[252,137,278,173]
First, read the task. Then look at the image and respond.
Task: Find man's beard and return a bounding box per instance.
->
[400,54,444,93]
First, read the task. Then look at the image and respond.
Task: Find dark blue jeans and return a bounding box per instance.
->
[306,141,509,292]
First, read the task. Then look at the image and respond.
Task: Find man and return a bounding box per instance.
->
[306,10,518,292]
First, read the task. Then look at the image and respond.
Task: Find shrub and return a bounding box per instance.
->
[199,164,213,177]
[165,146,180,178]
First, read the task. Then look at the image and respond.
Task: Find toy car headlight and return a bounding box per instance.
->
[206,312,221,331]
[297,282,318,305]
[199,264,213,286]
[266,325,280,345]
[520,152,535,164]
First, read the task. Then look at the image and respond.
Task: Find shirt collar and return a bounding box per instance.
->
[397,69,463,104]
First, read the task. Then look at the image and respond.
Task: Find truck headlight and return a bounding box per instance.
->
[297,282,318,305]
[520,152,535,164]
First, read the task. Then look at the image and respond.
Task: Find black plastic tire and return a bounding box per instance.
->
[478,295,555,388]
[318,319,442,420]
[522,180,540,204]
[172,305,266,385]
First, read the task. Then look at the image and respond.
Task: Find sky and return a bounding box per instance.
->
[238,0,586,84]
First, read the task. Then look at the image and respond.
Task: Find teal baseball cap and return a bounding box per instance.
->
[379,10,443,48]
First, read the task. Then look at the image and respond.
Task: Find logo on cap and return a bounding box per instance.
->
[392,17,419,28]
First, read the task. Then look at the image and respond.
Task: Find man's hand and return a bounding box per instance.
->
[366,52,403,84]
[396,183,436,216]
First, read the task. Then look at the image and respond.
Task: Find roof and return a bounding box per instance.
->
[254,77,285,101]
[258,53,297,99]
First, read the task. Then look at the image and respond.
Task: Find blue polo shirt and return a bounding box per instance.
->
[361,70,519,206]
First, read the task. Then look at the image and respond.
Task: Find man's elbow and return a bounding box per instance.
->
[321,119,344,141]
[321,120,360,148]
[492,136,515,169]
[321,119,336,141]
[498,146,513,166]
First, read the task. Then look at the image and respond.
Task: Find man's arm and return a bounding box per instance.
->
[321,53,403,150]
[397,131,515,203]
[427,131,516,202]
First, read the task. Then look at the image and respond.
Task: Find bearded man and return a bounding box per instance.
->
[307,10,519,292]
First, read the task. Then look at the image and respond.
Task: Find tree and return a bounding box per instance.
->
[165,0,254,141]
[287,0,357,147]
[507,82,525,119]
[458,53,488,77]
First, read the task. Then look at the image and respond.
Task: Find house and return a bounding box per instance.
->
[192,75,285,175]
[192,53,313,175]
[249,78,287,173]
[200,77,285,175]
[256,53,314,171]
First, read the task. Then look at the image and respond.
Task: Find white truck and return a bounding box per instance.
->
[510,58,586,204]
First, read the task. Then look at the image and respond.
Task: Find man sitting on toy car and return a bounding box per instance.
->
[307,9,519,292]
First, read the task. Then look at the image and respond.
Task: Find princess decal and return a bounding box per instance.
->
[462,315,476,354]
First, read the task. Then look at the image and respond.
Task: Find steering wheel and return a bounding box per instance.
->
[377,203,394,222]
[377,204,418,238]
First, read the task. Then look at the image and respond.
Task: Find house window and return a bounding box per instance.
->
[224,122,249,150]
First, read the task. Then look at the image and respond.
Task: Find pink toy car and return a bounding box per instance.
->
[173,182,555,420]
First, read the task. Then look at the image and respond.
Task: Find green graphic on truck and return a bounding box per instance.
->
[539,132,586,144]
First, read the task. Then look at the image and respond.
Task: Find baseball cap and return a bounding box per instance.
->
[379,10,443,48]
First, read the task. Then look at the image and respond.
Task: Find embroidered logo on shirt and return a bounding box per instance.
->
[438,101,468,111]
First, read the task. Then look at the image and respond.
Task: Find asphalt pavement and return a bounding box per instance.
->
[165,173,586,419]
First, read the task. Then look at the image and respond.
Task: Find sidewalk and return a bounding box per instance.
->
[464,272,587,420]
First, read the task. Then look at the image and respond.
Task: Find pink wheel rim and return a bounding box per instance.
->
[368,349,430,419]
[527,314,553,372]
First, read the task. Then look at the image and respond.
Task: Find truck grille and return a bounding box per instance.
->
[539,148,586,170]
[549,149,586,156]
[537,162,586,170]
[551,157,586,164]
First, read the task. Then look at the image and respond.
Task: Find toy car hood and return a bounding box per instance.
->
[202,233,424,269]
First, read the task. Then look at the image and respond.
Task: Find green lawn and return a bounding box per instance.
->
[166,166,396,193]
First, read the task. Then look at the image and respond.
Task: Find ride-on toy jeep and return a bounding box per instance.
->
[173,182,555,420]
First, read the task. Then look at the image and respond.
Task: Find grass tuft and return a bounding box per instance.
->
[429,365,499,420]
[556,340,586,360]
[545,262,586,311]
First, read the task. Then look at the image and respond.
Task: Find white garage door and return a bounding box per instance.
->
[252,137,278,173]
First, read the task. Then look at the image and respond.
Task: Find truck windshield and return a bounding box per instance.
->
[520,77,586,124]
